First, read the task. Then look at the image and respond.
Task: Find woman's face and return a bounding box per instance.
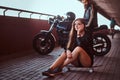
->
[82,0,89,8]
[74,20,85,32]
[82,0,88,5]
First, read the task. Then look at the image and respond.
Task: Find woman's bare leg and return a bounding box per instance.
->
[50,51,67,70]
[62,46,92,67]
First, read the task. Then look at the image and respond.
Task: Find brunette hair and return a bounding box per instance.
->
[66,18,86,50]
[82,0,91,3]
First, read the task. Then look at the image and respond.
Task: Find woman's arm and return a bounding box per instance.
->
[66,49,72,58]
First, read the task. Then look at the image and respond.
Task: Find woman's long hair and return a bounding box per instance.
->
[66,18,86,50]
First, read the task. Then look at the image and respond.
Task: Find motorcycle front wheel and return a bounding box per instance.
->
[33,33,55,55]
[93,33,111,56]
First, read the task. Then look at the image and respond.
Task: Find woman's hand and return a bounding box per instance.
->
[66,50,72,59]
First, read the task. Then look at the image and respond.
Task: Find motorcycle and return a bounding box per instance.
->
[33,15,111,56]
[33,15,70,55]
[92,25,111,56]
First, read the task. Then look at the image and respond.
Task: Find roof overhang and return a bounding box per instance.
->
[78,0,120,27]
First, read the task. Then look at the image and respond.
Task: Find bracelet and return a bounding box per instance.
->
[77,34,81,37]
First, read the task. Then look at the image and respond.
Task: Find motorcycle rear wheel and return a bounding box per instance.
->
[93,33,111,56]
[33,33,55,55]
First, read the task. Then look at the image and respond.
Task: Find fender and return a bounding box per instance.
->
[40,30,56,42]
[93,25,109,35]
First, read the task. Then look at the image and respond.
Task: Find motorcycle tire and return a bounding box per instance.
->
[33,33,55,55]
[93,33,111,56]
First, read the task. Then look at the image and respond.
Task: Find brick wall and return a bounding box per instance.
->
[0,16,58,54]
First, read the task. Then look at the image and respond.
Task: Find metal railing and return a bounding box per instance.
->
[0,6,55,19]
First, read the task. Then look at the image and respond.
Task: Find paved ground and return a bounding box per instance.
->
[0,33,120,80]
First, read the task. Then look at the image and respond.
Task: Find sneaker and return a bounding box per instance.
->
[42,68,62,77]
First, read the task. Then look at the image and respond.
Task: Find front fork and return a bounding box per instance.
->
[40,30,56,43]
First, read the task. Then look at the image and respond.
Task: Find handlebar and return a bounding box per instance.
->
[48,15,63,25]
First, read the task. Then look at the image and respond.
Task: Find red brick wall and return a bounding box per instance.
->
[0,16,58,54]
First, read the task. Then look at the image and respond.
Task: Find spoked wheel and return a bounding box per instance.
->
[33,33,55,55]
[93,33,111,56]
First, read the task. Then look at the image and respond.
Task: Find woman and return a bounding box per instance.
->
[82,0,98,32]
[42,18,94,77]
